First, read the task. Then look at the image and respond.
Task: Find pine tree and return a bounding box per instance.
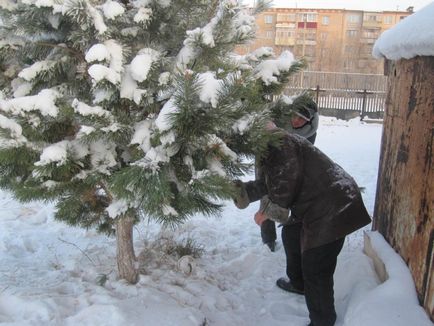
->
[0,0,305,283]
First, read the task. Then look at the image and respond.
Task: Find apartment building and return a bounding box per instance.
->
[237,7,412,74]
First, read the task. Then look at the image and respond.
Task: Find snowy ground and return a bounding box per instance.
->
[0,117,431,326]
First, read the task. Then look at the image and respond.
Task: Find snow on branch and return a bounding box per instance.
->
[120,65,148,104]
[34,140,70,166]
[198,72,222,108]
[106,198,129,219]
[0,89,61,117]
[130,119,153,153]
[18,60,57,82]
[72,99,112,119]
[130,48,161,83]
[86,0,108,35]
[0,114,26,142]
[155,99,179,132]
[100,0,125,20]
[134,7,152,24]
[176,0,229,69]
[254,51,296,85]
[87,40,123,85]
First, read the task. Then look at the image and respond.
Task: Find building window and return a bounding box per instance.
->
[363,29,379,38]
[288,14,296,21]
[266,31,274,39]
[365,14,379,22]
[307,13,317,22]
[298,13,317,22]
[362,46,373,56]
[346,30,358,37]
[384,16,393,24]
[297,31,316,40]
[345,45,354,53]
[320,32,328,40]
[277,30,295,38]
[304,45,316,56]
[264,15,273,24]
[322,16,330,25]
[348,15,360,23]
[277,14,297,22]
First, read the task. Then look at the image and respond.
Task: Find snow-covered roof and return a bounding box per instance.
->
[373,2,434,60]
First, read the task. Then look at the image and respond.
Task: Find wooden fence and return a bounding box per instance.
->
[284,71,388,119]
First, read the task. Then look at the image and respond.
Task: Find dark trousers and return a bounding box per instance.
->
[260,219,277,244]
[281,223,304,289]
[282,224,345,326]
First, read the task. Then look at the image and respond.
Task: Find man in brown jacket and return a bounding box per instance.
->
[260,99,319,252]
[234,124,371,326]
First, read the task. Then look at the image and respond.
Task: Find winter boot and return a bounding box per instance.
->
[276,277,304,295]
[265,240,276,252]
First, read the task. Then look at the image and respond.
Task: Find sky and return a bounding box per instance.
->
[1,117,432,325]
[243,0,434,12]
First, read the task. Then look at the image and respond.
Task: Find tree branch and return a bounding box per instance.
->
[58,237,96,266]
[36,42,86,62]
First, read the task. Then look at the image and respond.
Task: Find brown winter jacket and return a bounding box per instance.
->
[242,131,371,251]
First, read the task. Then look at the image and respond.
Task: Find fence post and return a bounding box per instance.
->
[315,85,320,105]
[361,89,367,120]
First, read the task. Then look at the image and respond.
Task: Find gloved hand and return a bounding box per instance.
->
[232,180,250,209]
[262,200,290,224]
[254,211,267,225]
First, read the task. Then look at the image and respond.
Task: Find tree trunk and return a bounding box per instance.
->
[116,213,139,284]
[374,57,434,320]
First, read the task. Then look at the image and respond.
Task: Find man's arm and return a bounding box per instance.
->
[261,200,290,224]
[233,178,268,209]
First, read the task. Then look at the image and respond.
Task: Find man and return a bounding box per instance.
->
[234,123,371,326]
[260,99,319,252]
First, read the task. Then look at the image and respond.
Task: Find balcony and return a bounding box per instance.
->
[276,14,297,23]
[298,22,318,29]
[275,37,296,46]
[360,38,377,44]
[362,20,382,28]
[296,40,317,46]
[276,23,297,29]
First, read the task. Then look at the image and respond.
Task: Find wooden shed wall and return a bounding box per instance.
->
[374,56,433,320]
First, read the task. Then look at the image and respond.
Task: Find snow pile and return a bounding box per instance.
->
[344,231,433,326]
[373,2,434,60]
